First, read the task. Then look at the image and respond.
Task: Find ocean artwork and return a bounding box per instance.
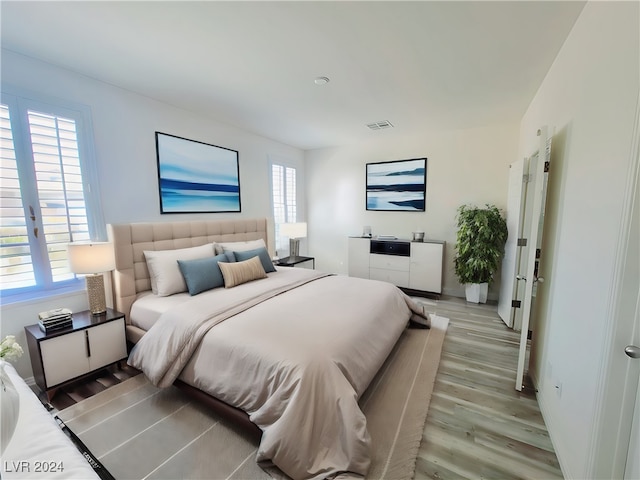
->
[156,132,241,213]
[366,158,427,211]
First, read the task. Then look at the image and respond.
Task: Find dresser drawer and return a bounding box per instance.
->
[369,267,410,288]
[370,254,410,272]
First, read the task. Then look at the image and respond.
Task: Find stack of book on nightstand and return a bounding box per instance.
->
[38,308,73,333]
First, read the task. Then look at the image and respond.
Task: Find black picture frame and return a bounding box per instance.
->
[366,158,427,211]
[155,132,241,214]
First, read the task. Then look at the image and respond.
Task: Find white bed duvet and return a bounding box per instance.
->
[129,268,429,480]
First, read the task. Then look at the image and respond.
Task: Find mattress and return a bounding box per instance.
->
[129,290,191,331]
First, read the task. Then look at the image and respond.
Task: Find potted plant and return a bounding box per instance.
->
[454,204,508,303]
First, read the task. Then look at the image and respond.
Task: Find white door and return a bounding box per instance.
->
[626,372,640,479]
[498,157,526,328]
[515,127,551,391]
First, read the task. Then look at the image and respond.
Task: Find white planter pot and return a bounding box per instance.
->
[465,283,488,303]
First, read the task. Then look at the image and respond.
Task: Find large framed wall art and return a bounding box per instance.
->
[155,132,241,213]
[366,157,427,211]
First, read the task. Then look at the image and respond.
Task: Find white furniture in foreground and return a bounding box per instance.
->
[1,362,100,479]
[348,237,444,294]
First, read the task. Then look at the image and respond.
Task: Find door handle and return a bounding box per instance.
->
[625,345,640,359]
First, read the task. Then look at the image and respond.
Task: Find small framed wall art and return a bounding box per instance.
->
[155,132,241,213]
[366,157,427,211]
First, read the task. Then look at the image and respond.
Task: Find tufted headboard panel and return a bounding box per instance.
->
[107,218,272,327]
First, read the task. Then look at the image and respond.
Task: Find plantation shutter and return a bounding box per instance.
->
[0,92,99,297]
[28,110,90,283]
[0,104,35,289]
[271,163,297,252]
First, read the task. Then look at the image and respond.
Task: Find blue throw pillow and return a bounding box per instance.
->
[177,252,235,295]
[233,247,276,273]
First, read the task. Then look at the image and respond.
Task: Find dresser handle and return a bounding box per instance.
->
[85,330,91,357]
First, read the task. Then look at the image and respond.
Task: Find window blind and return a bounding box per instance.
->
[271,163,297,252]
[0,104,35,289]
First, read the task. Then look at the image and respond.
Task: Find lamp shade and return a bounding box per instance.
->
[280,222,307,239]
[67,242,116,274]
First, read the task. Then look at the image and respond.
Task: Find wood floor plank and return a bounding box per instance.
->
[414,295,563,480]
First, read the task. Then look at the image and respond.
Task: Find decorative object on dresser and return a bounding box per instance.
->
[155,132,241,214]
[68,242,116,315]
[454,204,508,303]
[366,158,427,211]
[38,308,73,333]
[348,236,444,294]
[24,308,127,401]
[279,221,307,258]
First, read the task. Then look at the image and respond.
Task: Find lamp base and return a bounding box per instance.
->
[289,238,300,258]
[85,274,107,315]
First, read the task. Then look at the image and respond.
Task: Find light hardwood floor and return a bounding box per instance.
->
[414,296,563,480]
[44,296,563,480]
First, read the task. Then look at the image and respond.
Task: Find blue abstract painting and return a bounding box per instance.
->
[366,158,427,211]
[156,132,241,213]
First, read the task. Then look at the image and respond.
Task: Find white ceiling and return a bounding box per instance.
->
[1,1,585,150]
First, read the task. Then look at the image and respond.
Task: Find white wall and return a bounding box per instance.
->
[0,50,304,379]
[519,2,639,478]
[305,124,519,298]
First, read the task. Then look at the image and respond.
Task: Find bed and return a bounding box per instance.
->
[108,218,430,480]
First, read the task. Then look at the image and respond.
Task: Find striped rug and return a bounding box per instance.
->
[58,314,448,480]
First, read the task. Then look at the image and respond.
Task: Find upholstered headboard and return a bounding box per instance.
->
[107,218,272,341]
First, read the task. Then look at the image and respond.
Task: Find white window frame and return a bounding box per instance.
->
[1,88,105,303]
[269,158,299,255]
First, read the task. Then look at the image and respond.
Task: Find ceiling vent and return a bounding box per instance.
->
[366,120,394,130]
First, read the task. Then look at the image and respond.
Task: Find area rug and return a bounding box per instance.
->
[57,314,448,480]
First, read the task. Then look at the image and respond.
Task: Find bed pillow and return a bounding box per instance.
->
[215,239,266,255]
[219,255,267,288]
[233,247,276,273]
[177,252,235,296]
[144,243,215,296]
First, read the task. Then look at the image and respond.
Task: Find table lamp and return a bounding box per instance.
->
[67,242,116,315]
[280,222,307,258]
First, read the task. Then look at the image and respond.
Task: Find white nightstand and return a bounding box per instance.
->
[25,308,128,401]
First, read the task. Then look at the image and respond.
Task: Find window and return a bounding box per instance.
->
[0,91,103,299]
[271,163,297,253]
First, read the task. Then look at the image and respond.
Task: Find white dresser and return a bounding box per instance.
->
[348,237,444,294]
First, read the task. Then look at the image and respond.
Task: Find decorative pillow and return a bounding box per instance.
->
[144,243,215,296]
[215,239,266,255]
[233,247,276,273]
[218,255,267,288]
[177,252,235,296]
[0,362,20,455]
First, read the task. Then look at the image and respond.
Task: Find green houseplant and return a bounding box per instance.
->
[454,204,508,303]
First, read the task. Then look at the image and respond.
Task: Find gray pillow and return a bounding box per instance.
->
[233,247,276,273]
[177,252,235,295]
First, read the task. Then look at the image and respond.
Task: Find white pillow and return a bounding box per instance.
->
[215,239,267,255]
[144,243,215,296]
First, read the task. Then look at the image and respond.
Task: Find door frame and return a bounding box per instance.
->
[587,91,640,478]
